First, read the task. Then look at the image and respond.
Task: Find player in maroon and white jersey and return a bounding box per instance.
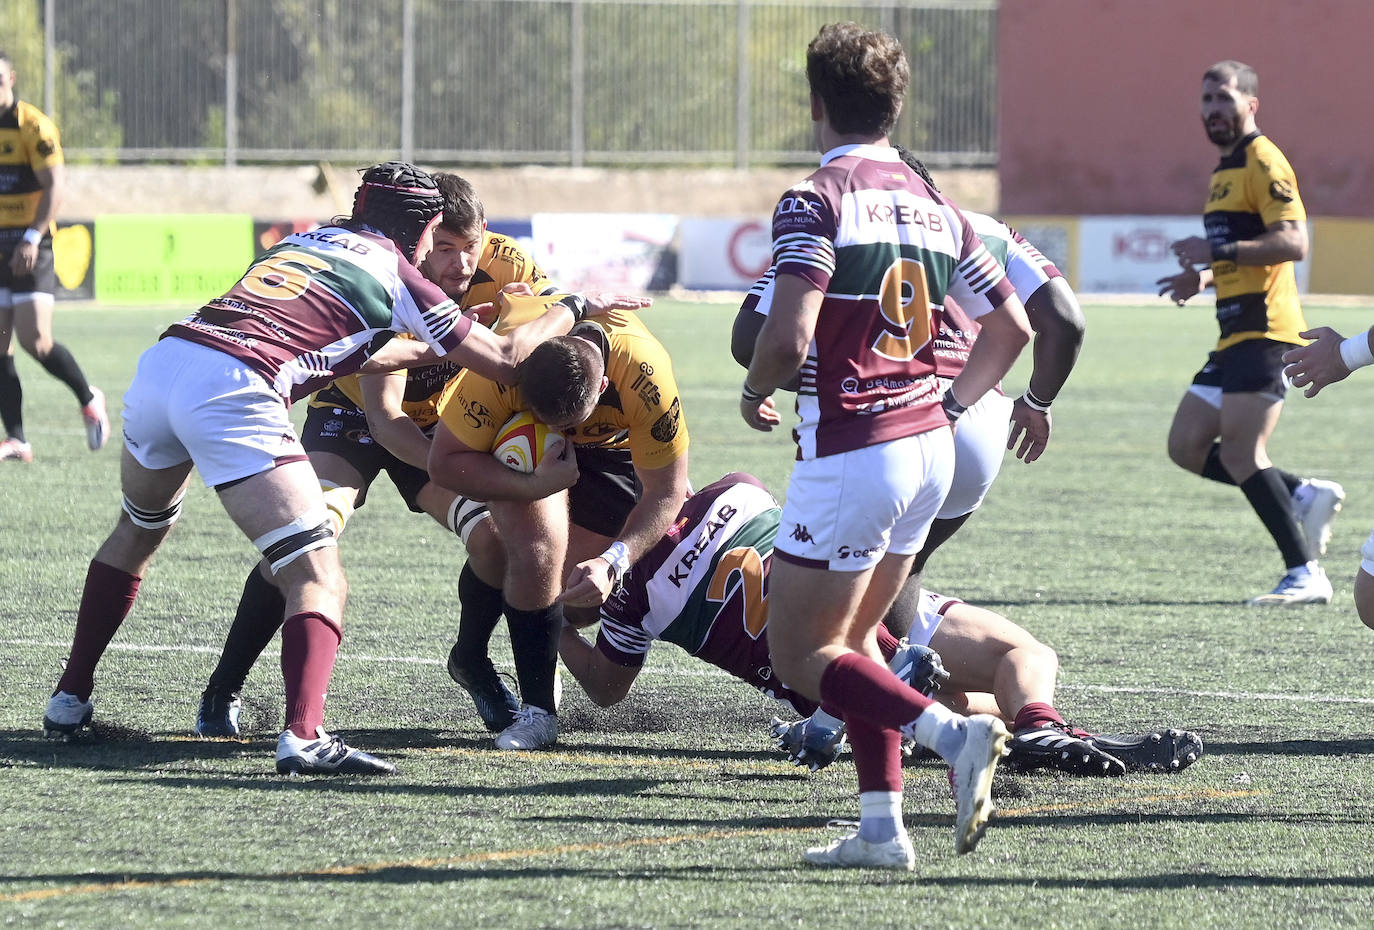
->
[558,473,1202,779]
[738,24,1031,869]
[40,163,609,776]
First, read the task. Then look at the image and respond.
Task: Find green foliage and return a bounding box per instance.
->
[0,0,123,158]
[6,299,1373,925]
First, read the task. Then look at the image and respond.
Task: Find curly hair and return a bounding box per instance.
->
[806,23,909,137]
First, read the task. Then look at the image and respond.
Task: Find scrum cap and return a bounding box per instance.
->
[351,162,443,261]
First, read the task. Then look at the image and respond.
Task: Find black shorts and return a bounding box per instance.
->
[569,445,641,537]
[1190,338,1292,398]
[0,229,57,296]
[301,400,429,512]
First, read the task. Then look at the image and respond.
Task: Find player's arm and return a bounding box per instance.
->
[560,453,691,607]
[1006,277,1086,462]
[1171,219,1307,267]
[947,296,1031,419]
[741,272,821,431]
[10,163,62,277]
[428,420,578,502]
[558,623,641,707]
[357,371,431,470]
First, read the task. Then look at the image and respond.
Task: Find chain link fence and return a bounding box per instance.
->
[15,0,997,168]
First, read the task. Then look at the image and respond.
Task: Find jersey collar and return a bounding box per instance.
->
[821,143,900,167]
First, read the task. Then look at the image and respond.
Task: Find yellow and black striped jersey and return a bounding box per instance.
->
[315,230,554,428]
[436,308,689,472]
[0,99,62,232]
[1204,132,1307,349]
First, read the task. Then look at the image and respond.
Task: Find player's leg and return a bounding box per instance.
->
[10,286,108,451]
[43,446,195,737]
[424,483,520,733]
[1356,536,1374,631]
[484,493,570,749]
[1166,388,1223,476]
[1219,389,1328,604]
[0,293,31,461]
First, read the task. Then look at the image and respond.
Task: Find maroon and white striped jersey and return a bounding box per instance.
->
[163,225,471,403]
[770,144,1015,459]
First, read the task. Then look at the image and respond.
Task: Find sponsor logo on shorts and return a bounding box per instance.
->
[836,542,887,560]
[322,418,344,437]
[789,524,815,544]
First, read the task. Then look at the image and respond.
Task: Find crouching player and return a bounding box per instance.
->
[558,472,1203,778]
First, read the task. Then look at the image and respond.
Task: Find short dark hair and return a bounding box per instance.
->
[518,335,602,425]
[893,145,939,192]
[806,23,909,137]
[344,161,444,261]
[434,172,485,235]
[1204,60,1258,97]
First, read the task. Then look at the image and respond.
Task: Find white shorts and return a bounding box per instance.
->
[1361,528,1374,577]
[907,588,962,647]
[122,338,307,488]
[775,428,954,572]
[941,385,1013,519]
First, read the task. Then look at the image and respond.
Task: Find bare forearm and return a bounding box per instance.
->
[949,305,1031,406]
[1023,280,1085,402]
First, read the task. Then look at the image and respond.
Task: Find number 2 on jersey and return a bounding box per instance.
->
[872,256,934,362]
[706,546,769,640]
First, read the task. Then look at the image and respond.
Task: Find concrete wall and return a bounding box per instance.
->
[999,0,1374,217]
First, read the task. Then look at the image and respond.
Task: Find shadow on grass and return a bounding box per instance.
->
[1205,737,1374,757]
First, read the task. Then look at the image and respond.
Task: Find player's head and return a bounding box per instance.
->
[348,162,444,265]
[1200,60,1259,148]
[517,326,608,431]
[893,145,939,192]
[0,51,16,109]
[806,23,908,140]
[421,172,487,300]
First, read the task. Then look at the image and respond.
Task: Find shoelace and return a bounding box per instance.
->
[510,707,541,727]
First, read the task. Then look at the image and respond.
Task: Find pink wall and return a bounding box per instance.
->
[998,0,1374,216]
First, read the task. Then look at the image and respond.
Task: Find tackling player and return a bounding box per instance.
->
[558,473,1204,777]
[430,308,690,752]
[191,172,587,738]
[41,163,594,775]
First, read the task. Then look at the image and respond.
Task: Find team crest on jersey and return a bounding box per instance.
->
[36,139,55,157]
[650,398,681,442]
[1269,179,1294,202]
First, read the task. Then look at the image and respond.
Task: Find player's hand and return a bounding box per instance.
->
[9,241,38,276]
[1007,399,1052,462]
[559,557,616,609]
[1156,267,1202,305]
[501,282,534,297]
[531,436,579,494]
[1170,236,1213,267]
[584,293,654,314]
[740,394,781,432]
[1283,327,1351,398]
[463,300,498,326]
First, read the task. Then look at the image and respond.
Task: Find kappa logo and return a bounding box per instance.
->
[789,524,815,544]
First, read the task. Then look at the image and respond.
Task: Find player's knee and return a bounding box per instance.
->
[122,494,184,532]
[318,480,356,537]
[251,506,337,575]
[1355,563,1374,631]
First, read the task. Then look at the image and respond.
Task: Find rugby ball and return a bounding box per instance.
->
[492,411,561,473]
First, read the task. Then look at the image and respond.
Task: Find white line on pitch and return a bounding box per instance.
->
[6,638,1374,705]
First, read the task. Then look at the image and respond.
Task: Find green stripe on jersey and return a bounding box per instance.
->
[658,509,781,655]
[975,233,1009,270]
[829,242,956,300]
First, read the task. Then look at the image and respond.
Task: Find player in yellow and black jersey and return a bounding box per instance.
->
[0,51,108,463]
[429,302,688,750]
[1157,60,1343,607]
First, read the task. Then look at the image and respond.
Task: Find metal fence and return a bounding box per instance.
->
[20,0,998,168]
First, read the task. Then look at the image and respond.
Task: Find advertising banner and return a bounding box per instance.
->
[678,218,773,290]
[52,221,95,300]
[530,213,677,292]
[95,215,255,304]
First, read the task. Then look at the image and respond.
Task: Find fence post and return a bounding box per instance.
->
[225,0,239,166]
[735,0,750,169]
[401,0,415,162]
[43,0,55,117]
[570,0,584,167]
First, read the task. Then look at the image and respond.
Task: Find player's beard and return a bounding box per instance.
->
[1204,115,1242,146]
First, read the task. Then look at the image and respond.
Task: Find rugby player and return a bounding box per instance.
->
[738,23,1031,868]
[430,306,690,751]
[557,473,1203,778]
[1156,59,1343,606]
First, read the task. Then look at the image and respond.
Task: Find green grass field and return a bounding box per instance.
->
[3,297,1374,928]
